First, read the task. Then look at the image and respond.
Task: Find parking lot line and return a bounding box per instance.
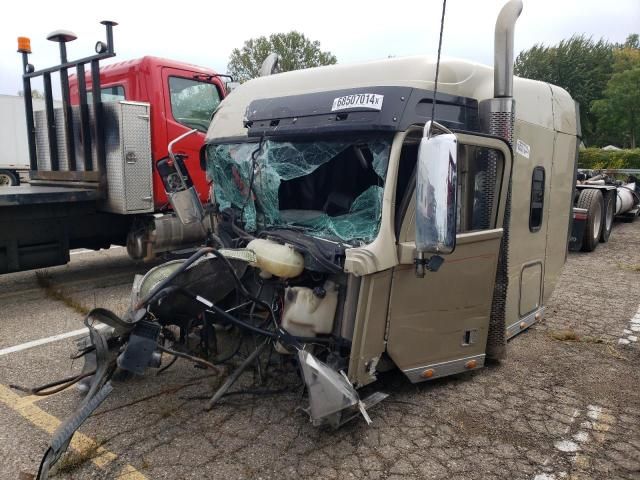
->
[0,384,147,479]
[0,324,108,357]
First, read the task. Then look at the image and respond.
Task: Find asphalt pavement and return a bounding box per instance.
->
[0,224,639,480]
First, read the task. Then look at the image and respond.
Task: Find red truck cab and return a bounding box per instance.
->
[69,56,226,209]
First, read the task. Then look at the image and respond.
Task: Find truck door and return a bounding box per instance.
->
[161,68,223,205]
[388,133,512,383]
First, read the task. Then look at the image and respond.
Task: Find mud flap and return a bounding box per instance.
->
[568,208,587,251]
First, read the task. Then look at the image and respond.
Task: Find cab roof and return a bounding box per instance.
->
[98,56,219,76]
[69,56,219,83]
[206,55,577,142]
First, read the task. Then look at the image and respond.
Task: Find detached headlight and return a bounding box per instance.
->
[130,260,185,308]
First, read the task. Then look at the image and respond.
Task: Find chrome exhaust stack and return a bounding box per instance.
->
[481,0,522,361]
[493,0,523,99]
[479,0,523,144]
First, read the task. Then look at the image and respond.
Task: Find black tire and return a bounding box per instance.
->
[599,192,615,243]
[577,189,603,252]
[0,169,19,187]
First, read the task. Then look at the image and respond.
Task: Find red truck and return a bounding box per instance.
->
[0,22,227,274]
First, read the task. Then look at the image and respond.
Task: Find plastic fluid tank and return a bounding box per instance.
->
[282,281,339,338]
[246,238,304,278]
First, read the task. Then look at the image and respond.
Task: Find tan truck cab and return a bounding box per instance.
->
[203,18,578,400]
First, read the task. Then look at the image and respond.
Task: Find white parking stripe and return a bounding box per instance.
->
[0,324,108,357]
[618,305,640,346]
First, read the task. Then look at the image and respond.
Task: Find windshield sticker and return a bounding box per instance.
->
[331,94,384,112]
[516,139,530,159]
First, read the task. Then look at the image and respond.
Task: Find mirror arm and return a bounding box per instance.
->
[414,253,444,278]
[426,120,453,139]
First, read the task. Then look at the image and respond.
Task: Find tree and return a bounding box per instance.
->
[592,67,640,148]
[591,33,640,147]
[623,33,639,49]
[592,43,640,148]
[228,32,337,83]
[514,35,614,145]
[613,34,640,73]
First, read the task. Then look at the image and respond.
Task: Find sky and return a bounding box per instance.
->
[0,0,638,97]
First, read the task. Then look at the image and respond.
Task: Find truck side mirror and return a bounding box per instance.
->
[259,53,280,77]
[415,121,457,276]
[225,81,240,94]
[160,129,205,225]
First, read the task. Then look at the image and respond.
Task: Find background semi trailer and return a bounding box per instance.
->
[0,24,228,274]
[0,95,61,186]
[569,169,640,252]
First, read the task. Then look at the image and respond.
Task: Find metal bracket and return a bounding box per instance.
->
[414,253,445,278]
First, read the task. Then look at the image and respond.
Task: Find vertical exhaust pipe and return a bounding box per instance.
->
[481,0,522,361]
[494,0,523,98]
[480,0,523,144]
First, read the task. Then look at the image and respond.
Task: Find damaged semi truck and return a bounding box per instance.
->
[24,1,581,476]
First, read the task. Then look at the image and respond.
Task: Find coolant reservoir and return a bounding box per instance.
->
[282,281,339,338]
[246,238,304,278]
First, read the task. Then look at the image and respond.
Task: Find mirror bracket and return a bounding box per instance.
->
[414,252,445,278]
[425,120,453,139]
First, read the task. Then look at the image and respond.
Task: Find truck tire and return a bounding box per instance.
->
[0,169,19,187]
[577,189,603,252]
[600,192,615,242]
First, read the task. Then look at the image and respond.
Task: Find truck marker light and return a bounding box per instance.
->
[421,369,435,379]
[535,312,542,321]
[465,360,477,369]
[520,321,527,329]
[17,37,31,53]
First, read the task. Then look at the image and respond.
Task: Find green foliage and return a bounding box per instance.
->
[514,35,614,144]
[613,48,640,73]
[228,31,337,83]
[578,148,640,169]
[592,67,640,148]
[515,33,640,148]
[589,34,640,148]
[623,34,639,49]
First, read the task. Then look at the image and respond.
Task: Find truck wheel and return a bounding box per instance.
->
[0,169,19,187]
[599,192,615,243]
[577,189,603,252]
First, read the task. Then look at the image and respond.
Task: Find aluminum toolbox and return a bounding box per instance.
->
[34,101,153,214]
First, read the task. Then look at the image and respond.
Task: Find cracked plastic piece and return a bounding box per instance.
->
[206,139,390,242]
[298,349,359,426]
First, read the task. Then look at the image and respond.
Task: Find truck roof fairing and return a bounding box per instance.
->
[205,56,578,143]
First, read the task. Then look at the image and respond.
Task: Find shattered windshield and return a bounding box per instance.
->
[206,136,392,243]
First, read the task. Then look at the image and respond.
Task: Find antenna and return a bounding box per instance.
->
[429,0,447,138]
